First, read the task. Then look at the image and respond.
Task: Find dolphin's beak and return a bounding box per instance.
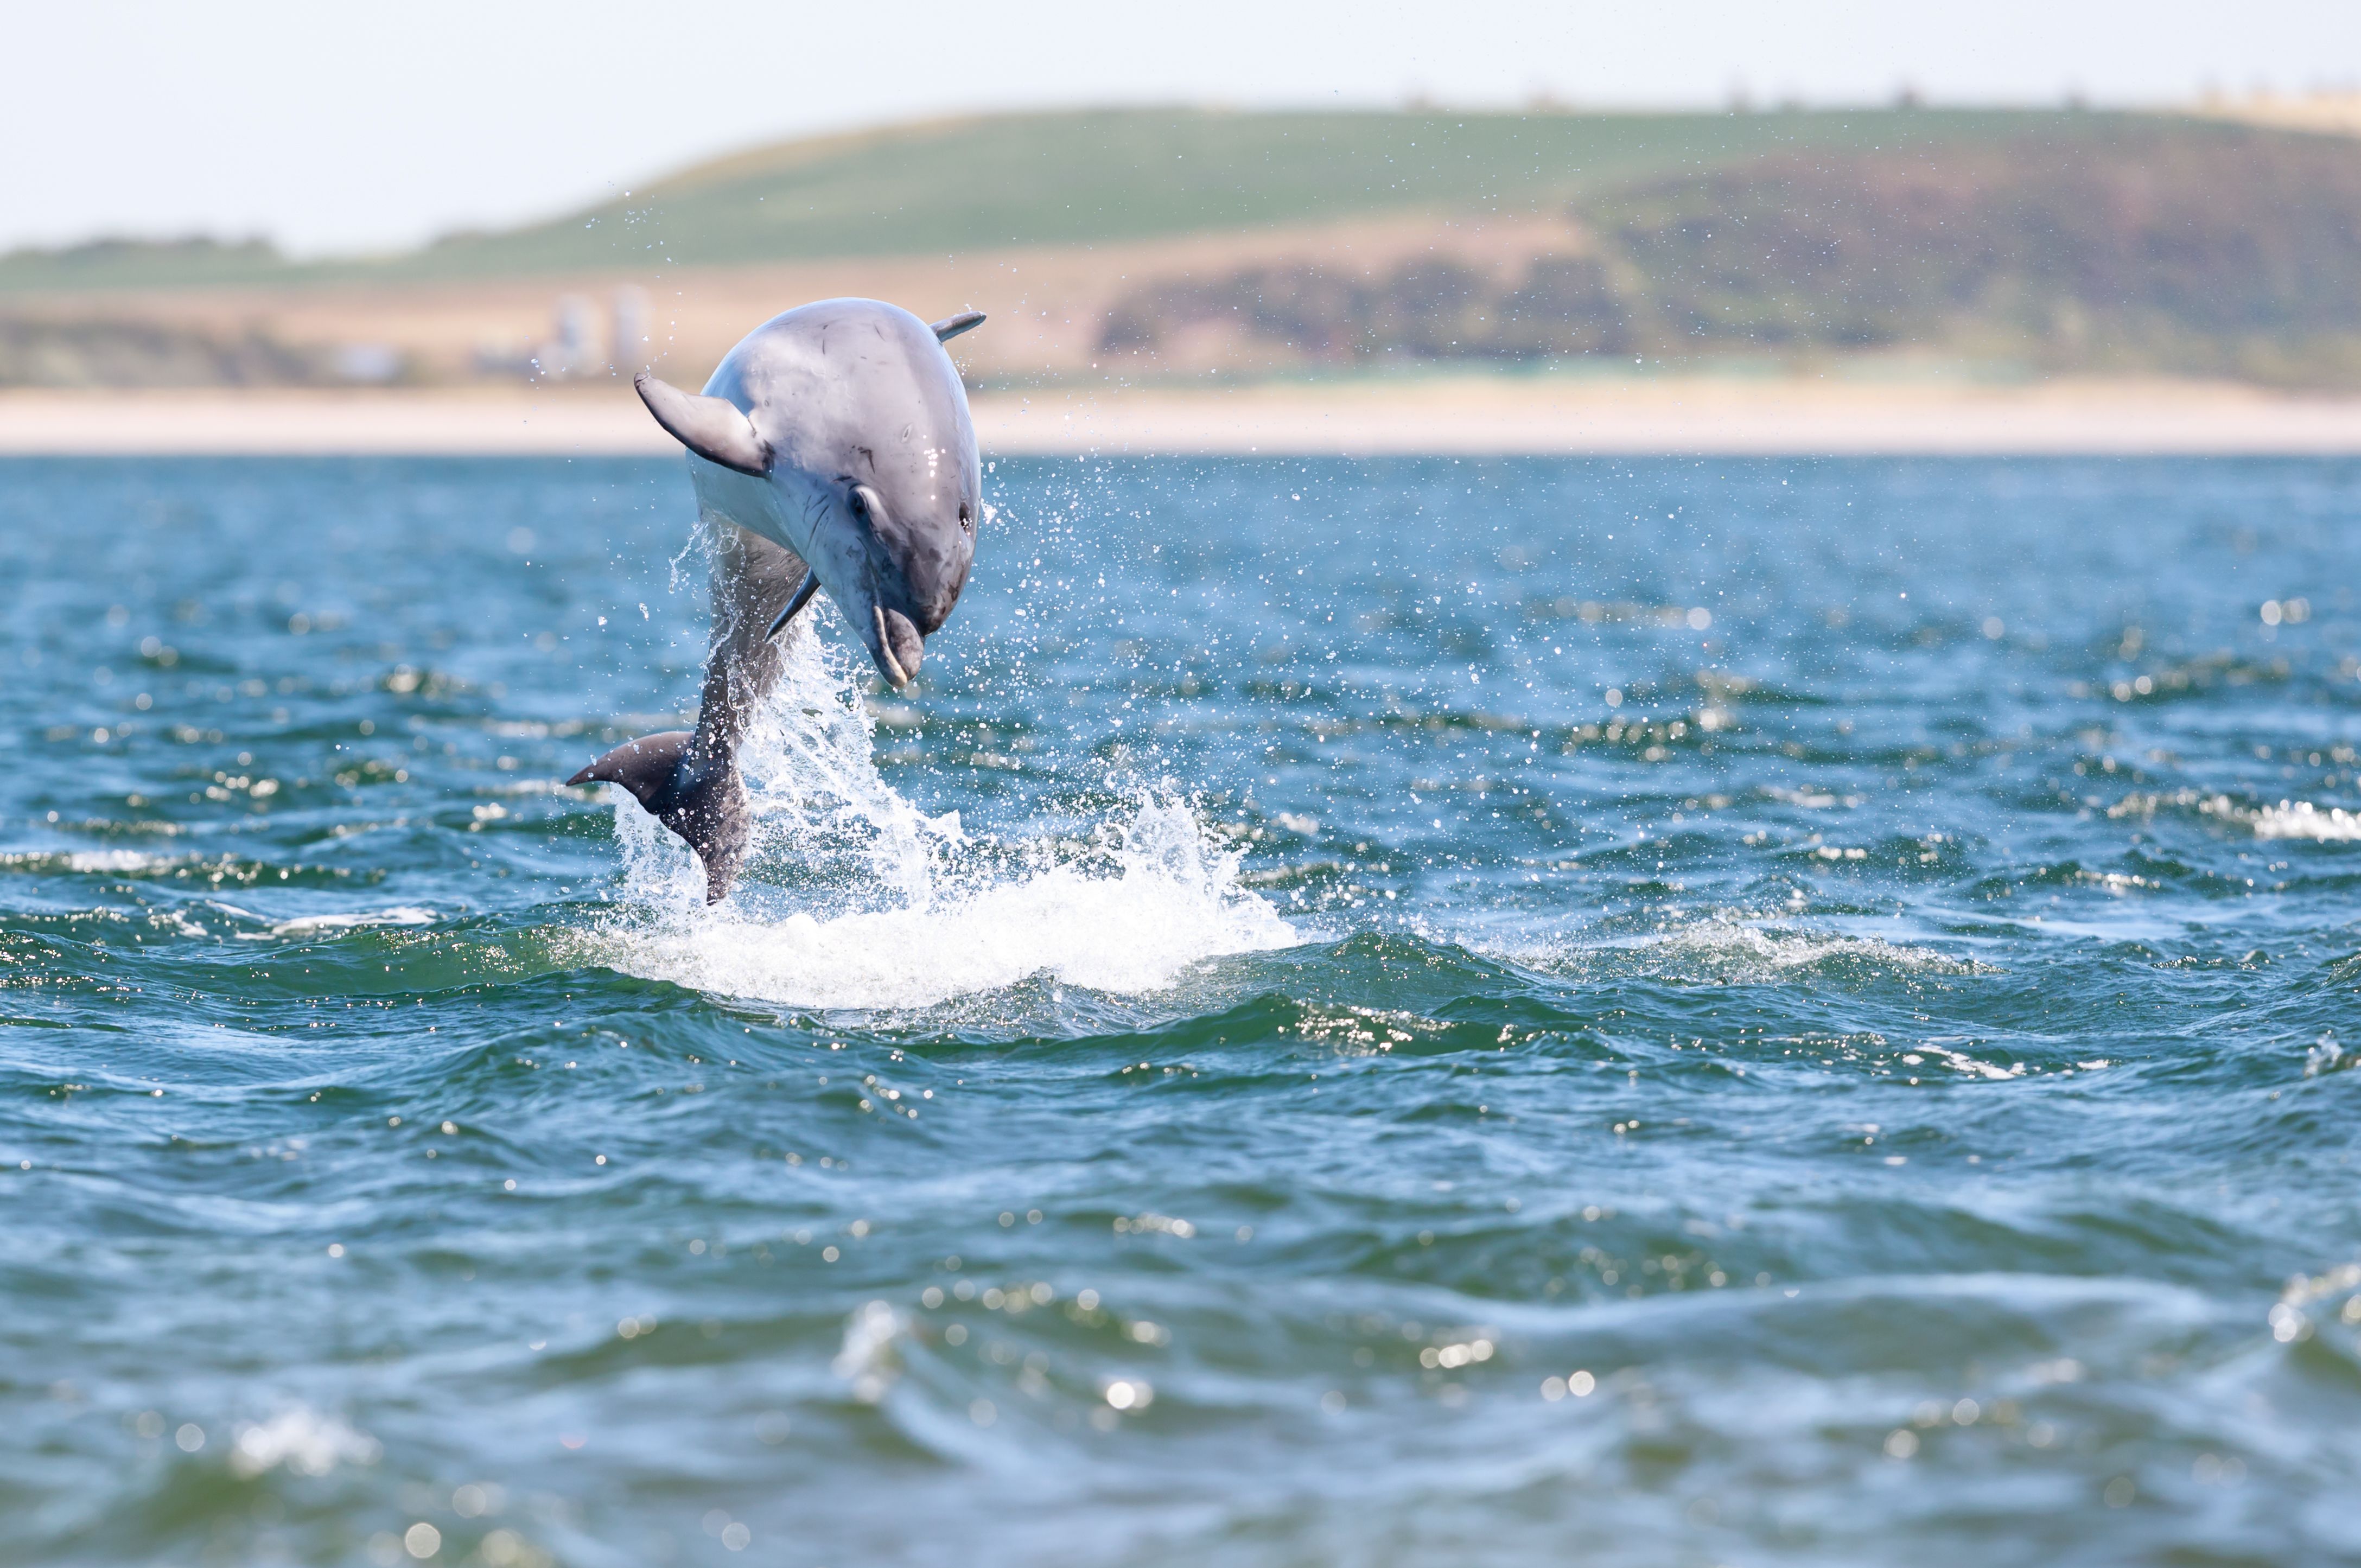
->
[797,487,931,690]
[810,567,925,690]
[873,605,925,688]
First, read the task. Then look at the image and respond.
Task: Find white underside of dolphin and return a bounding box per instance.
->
[569,299,985,902]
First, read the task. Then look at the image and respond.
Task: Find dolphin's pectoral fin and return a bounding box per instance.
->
[568,730,750,903]
[633,372,771,476]
[765,570,820,641]
[930,310,985,343]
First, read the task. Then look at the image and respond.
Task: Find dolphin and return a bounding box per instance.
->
[569,297,985,902]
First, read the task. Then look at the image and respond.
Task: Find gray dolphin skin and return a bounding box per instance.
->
[569,297,985,902]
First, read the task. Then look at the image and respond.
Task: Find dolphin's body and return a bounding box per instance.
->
[570,298,984,901]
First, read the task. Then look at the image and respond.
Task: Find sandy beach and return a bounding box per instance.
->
[5,377,2361,457]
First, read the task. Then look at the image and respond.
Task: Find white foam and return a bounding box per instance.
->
[266,907,438,937]
[66,849,180,873]
[1922,1042,2022,1080]
[0,848,191,875]
[228,1406,381,1478]
[1651,922,1986,977]
[578,627,1296,1011]
[2250,801,2361,842]
[833,1299,903,1404]
[1760,785,1862,810]
[1514,919,1988,983]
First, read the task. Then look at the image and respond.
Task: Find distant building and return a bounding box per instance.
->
[2193,88,2361,138]
[331,343,403,384]
[610,286,647,374]
[538,294,601,379]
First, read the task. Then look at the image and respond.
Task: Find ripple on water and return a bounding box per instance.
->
[1506,918,1995,986]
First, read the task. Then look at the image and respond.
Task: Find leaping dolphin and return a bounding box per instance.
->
[569,297,985,902]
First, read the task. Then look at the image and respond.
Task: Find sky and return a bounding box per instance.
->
[4,0,2355,256]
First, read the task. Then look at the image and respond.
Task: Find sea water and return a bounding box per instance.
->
[1,455,2357,1565]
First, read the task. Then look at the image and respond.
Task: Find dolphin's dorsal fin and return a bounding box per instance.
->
[633,372,771,476]
[930,311,985,343]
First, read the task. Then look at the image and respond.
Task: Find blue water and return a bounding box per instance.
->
[3,454,2358,1566]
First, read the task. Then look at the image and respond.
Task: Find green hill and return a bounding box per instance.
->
[0,105,2173,291]
[400,105,2131,281]
[1100,119,2361,384]
[4,106,2357,387]
[0,235,292,294]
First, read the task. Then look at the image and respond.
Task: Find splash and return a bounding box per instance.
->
[577,626,1295,1010]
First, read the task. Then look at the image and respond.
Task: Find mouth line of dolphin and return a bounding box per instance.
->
[829,484,935,689]
[874,604,924,687]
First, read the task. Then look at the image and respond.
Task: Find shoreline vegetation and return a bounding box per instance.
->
[7,377,2361,456]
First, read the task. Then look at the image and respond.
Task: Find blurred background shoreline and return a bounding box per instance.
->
[9,378,2361,456]
[7,95,2361,454]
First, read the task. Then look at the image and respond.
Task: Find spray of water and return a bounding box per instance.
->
[582,620,1296,1010]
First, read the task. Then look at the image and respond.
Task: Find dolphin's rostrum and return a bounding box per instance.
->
[570,298,984,902]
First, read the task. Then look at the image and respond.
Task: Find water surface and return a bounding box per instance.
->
[3,455,2358,1566]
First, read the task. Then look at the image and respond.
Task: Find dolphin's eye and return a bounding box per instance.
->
[958,502,973,533]
[847,488,869,519]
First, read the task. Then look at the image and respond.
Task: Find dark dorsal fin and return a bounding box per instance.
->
[633,372,771,476]
[930,311,986,343]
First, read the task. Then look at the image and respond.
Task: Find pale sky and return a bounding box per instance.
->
[4,0,2354,256]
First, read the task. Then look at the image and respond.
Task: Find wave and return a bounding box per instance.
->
[1509,916,1991,984]
[262,907,438,938]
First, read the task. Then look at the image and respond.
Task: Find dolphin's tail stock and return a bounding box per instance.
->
[568,731,748,903]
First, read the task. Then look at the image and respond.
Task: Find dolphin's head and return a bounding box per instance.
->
[819,416,978,689]
[787,305,983,687]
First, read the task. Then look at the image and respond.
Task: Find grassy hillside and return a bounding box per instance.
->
[0,316,330,387]
[3,106,2357,388]
[0,235,292,294]
[1099,119,2361,385]
[0,106,2147,292]
[404,106,2126,280]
